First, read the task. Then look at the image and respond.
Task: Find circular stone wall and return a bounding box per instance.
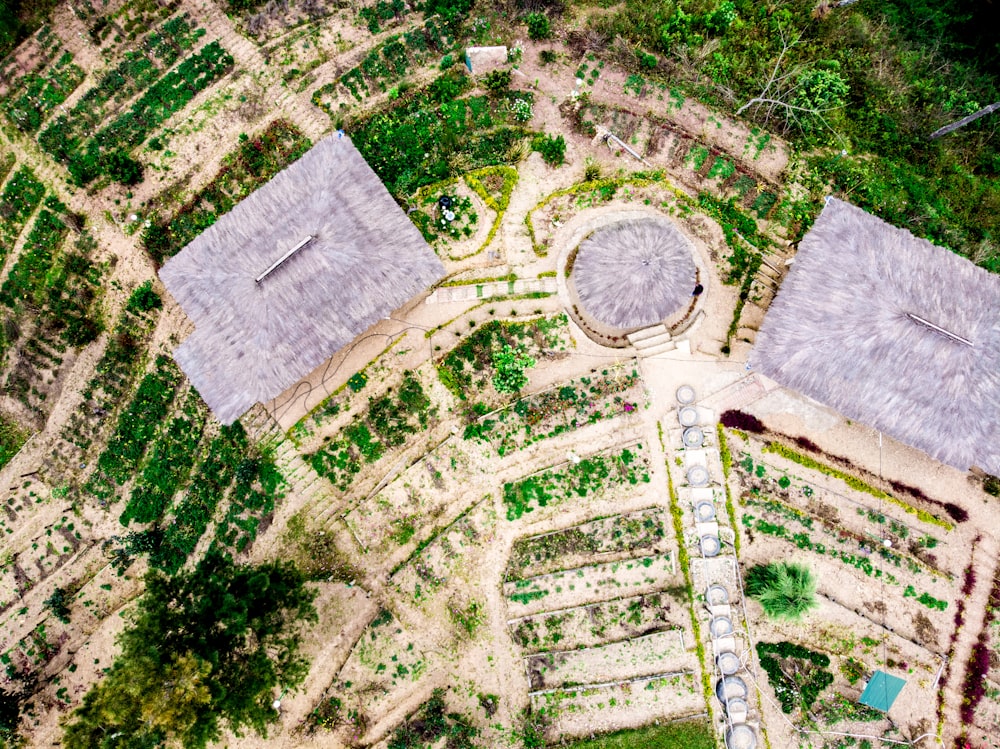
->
[570,218,697,330]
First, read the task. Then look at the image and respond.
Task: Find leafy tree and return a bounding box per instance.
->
[63,553,316,749]
[482,69,512,94]
[745,561,817,621]
[492,343,535,394]
[793,63,849,120]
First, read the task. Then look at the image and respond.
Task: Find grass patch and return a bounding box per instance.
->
[560,719,715,749]
[0,413,28,470]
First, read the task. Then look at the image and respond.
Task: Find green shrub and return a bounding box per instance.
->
[745,561,818,621]
[102,150,143,185]
[126,280,162,313]
[44,586,72,623]
[531,133,565,166]
[482,69,511,93]
[525,12,551,40]
[539,49,557,65]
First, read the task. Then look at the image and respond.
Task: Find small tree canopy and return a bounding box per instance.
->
[63,552,317,749]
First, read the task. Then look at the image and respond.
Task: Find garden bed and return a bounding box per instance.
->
[526,629,692,691]
[510,590,690,654]
[532,672,703,742]
[502,443,652,521]
[505,553,675,619]
[507,507,668,580]
[465,366,645,459]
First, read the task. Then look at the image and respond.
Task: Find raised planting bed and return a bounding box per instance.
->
[437,314,571,403]
[505,553,675,619]
[465,367,645,457]
[502,443,652,521]
[510,590,690,654]
[531,672,703,742]
[526,628,694,691]
[507,507,667,580]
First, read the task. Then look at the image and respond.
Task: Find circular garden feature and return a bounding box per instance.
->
[570,218,698,330]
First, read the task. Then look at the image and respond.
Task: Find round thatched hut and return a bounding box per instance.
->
[570,218,697,330]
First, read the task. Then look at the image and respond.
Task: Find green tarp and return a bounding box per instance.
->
[859,670,906,712]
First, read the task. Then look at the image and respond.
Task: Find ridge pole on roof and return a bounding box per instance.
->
[255,235,315,284]
[905,312,973,347]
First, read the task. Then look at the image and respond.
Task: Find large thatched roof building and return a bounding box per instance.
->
[753,198,1000,474]
[571,218,697,329]
[160,135,445,425]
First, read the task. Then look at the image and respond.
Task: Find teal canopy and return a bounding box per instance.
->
[859,670,906,712]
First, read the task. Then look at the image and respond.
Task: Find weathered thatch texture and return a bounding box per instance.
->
[159,135,445,425]
[754,198,1000,474]
[571,218,697,329]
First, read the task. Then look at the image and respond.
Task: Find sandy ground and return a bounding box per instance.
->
[0,4,996,749]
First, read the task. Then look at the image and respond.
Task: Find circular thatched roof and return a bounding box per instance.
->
[571,218,697,330]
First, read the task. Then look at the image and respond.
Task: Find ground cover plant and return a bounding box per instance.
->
[386,687,477,749]
[588,0,1000,271]
[307,371,433,490]
[142,119,311,264]
[503,444,651,520]
[756,640,834,713]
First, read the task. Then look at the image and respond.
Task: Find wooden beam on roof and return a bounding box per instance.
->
[255,235,314,284]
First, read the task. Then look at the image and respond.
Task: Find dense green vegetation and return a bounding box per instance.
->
[63,553,316,749]
[387,688,477,749]
[745,561,818,621]
[590,0,1000,269]
[558,719,715,749]
[756,640,833,713]
[351,69,529,197]
[0,412,27,471]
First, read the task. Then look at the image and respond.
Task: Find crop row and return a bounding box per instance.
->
[151,425,248,574]
[504,445,652,521]
[311,18,451,115]
[0,197,70,311]
[119,391,208,526]
[211,451,286,556]
[4,51,84,134]
[307,371,432,490]
[142,119,310,264]
[37,14,204,156]
[0,167,45,256]
[86,356,183,496]
[41,40,233,184]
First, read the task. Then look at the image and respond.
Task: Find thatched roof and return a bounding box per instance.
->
[753,198,1000,474]
[571,218,697,329]
[159,135,444,425]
